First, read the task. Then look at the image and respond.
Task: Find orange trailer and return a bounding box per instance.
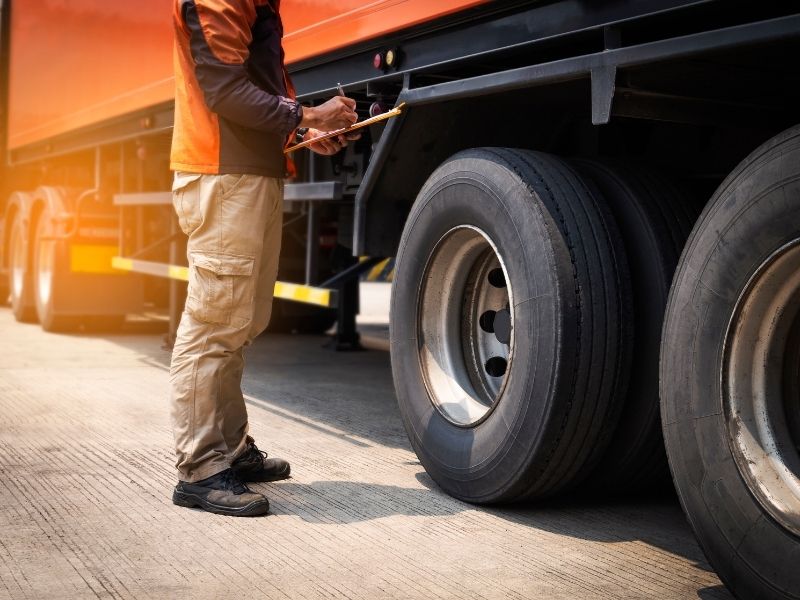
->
[6,0,488,151]
[0,0,490,331]
[2,3,800,597]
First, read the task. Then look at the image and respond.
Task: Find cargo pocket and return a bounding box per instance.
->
[186,251,255,328]
[172,172,202,236]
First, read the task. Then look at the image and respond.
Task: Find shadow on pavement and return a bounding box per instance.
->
[412,471,732,598]
[263,479,464,523]
[96,323,732,598]
[259,472,731,598]
[697,586,732,599]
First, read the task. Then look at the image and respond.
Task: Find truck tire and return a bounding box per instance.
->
[573,161,695,493]
[390,148,632,503]
[30,187,133,333]
[661,125,800,599]
[32,206,80,332]
[7,199,37,322]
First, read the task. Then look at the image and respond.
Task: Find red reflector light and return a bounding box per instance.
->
[369,102,384,118]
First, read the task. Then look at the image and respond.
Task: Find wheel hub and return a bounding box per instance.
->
[724,237,800,536]
[417,225,514,427]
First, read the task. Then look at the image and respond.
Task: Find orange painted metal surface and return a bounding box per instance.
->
[7,0,490,150]
[7,0,174,150]
[281,0,490,63]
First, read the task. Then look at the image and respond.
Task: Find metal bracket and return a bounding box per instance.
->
[591,65,617,126]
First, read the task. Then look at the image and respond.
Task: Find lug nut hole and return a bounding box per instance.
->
[488,268,506,288]
[485,356,508,378]
[479,310,496,333]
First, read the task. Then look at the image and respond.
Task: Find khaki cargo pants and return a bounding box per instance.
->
[169,172,283,483]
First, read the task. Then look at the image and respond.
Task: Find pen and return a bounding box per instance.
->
[337,82,346,96]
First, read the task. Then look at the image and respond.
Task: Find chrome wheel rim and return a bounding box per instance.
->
[417,225,514,427]
[724,237,800,536]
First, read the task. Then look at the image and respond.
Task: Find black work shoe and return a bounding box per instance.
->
[172,468,269,516]
[231,440,291,482]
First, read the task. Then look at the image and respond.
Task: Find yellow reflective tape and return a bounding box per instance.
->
[367,258,390,281]
[384,259,396,282]
[168,265,189,281]
[273,281,332,307]
[70,245,121,274]
[111,256,332,307]
[111,256,134,272]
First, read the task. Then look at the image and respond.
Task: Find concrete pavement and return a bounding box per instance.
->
[0,307,730,599]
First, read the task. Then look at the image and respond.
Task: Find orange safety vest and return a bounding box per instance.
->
[171,0,301,177]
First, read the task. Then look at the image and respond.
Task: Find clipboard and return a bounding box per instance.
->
[284,102,406,154]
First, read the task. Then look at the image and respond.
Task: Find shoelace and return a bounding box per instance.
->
[241,443,268,466]
[220,469,249,494]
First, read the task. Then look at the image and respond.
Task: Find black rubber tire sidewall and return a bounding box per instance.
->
[8,213,37,322]
[391,152,573,504]
[661,125,800,599]
[33,210,79,333]
[574,160,694,492]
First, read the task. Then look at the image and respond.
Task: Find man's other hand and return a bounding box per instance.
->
[304,129,362,156]
[301,96,357,131]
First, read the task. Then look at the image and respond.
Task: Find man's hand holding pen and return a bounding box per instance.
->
[297,83,362,155]
[299,95,356,130]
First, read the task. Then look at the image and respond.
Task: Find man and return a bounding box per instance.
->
[169,0,358,517]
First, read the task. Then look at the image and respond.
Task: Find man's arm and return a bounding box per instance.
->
[183,0,356,136]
